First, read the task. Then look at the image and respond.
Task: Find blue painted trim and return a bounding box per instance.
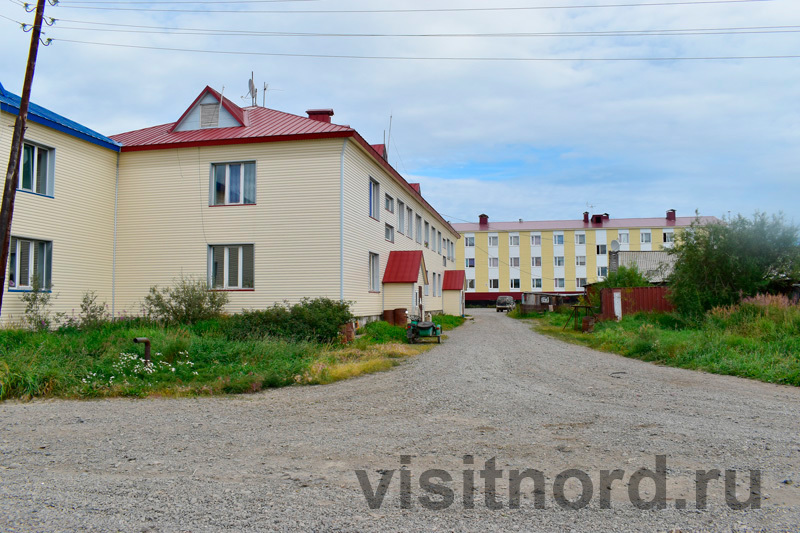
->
[16,189,54,199]
[8,288,52,293]
[0,102,121,152]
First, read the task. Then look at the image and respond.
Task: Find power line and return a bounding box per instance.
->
[51,38,800,61]
[52,0,775,14]
[46,19,800,38]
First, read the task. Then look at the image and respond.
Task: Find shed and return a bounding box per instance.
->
[442,270,466,316]
[382,250,428,318]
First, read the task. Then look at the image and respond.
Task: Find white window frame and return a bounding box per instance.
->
[210,161,256,206]
[488,257,499,268]
[531,234,541,246]
[369,178,380,219]
[597,244,607,255]
[407,207,414,239]
[384,193,394,213]
[509,235,520,246]
[618,232,630,244]
[385,224,394,243]
[510,278,520,289]
[369,252,380,292]
[575,233,586,245]
[467,278,476,289]
[208,244,254,290]
[436,230,442,254]
[465,258,475,268]
[532,278,542,289]
[576,255,586,266]
[555,278,565,289]
[464,236,475,247]
[488,235,499,247]
[509,257,520,268]
[397,201,405,233]
[8,237,52,291]
[554,234,564,245]
[489,279,499,289]
[554,256,565,267]
[576,278,587,288]
[641,231,652,243]
[424,270,429,296]
[597,266,608,278]
[424,222,430,247]
[663,230,674,243]
[415,215,422,244]
[532,256,542,267]
[19,141,54,197]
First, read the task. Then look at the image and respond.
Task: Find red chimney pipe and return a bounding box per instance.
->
[479,214,489,228]
[583,212,589,223]
[666,209,676,221]
[602,213,610,221]
[306,109,334,123]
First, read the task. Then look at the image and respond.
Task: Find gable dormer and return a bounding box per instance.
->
[171,86,245,132]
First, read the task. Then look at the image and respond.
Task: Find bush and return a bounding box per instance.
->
[224,298,353,343]
[360,321,407,343]
[20,277,54,331]
[141,276,229,325]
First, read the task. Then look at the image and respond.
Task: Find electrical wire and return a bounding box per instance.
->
[50,38,800,61]
[50,0,775,14]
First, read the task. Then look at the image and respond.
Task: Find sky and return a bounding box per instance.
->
[1,0,798,226]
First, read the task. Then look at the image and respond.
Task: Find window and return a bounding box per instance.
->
[8,237,52,290]
[432,273,437,297]
[575,233,586,245]
[449,240,455,261]
[465,236,475,247]
[424,222,430,247]
[385,224,394,242]
[576,255,586,266]
[554,256,565,267]
[209,244,254,289]
[369,253,380,292]
[531,234,541,246]
[555,278,565,289]
[532,256,542,267]
[385,194,394,213]
[465,258,475,268]
[200,104,220,128]
[641,232,652,243]
[597,244,607,255]
[437,231,442,254]
[369,179,380,219]
[424,271,429,296]
[509,257,520,268]
[415,215,422,244]
[489,279,499,289]
[509,235,520,246]
[597,266,608,278]
[407,207,413,239]
[663,231,674,243]
[554,234,564,245]
[488,257,499,268]
[532,278,542,289]
[576,278,587,288]
[19,143,52,196]
[618,232,629,244]
[510,278,520,289]
[211,162,256,205]
[488,236,499,247]
[397,201,405,233]
[467,279,476,289]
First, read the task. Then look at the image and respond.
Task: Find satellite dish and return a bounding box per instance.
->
[248,78,256,97]
[610,239,620,252]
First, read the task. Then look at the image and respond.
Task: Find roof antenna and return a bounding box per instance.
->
[217,85,225,127]
[386,113,393,164]
[263,83,268,107]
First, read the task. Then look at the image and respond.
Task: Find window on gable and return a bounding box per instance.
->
[19,143,53,196]
[211,162,256,205]
[209,244,254,289]
[385,194,394,213]
[200,104,220,128]
[8,236,52,290]
[369,178,380,219]
[369,253,380,292]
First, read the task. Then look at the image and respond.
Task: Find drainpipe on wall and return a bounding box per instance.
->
[111,151,120,318]
[339,139,346,302]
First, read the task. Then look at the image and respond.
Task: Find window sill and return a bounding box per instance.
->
[369,216,380,222]
[8,288,52,293]
[209,288,255,292]
[368,290,380,294]
[208,203,257,208]
[17,189,53,199]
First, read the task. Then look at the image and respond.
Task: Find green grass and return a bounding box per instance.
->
[526,303,800,386]
[0,314,467,401]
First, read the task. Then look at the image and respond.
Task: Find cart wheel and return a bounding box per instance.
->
[437,336,441,344]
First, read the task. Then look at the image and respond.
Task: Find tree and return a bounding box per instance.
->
[667,212,800,317]
[587,265,651,307]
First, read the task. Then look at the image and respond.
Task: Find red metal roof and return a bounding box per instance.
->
[442,270,466,291]
[452,216,718,232]
[383,251,425,284]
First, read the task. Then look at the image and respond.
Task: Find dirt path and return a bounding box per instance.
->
[1,309,798,531]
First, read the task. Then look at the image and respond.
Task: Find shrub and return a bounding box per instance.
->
[142,276,229,325]
[224,298,353,343]
[78,290,109,329]
[360,321,407,343]
[20,277,54,331]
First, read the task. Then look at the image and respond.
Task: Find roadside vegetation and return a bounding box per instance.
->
[514,213,800,387]
[0,277,464,401]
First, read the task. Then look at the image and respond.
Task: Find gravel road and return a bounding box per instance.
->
[1,308,799,532]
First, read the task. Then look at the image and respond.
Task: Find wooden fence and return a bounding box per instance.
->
[599,286,674,320]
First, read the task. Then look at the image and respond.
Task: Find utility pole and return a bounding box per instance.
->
[0,0,48,317]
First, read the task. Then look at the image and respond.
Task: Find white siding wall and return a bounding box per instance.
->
[0,112,118,324]
[114,139,342,315]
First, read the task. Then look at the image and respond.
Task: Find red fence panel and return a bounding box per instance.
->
[600,286,673,320]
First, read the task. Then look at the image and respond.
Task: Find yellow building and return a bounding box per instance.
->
[2,84,462,323]
[454,212,716,303]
